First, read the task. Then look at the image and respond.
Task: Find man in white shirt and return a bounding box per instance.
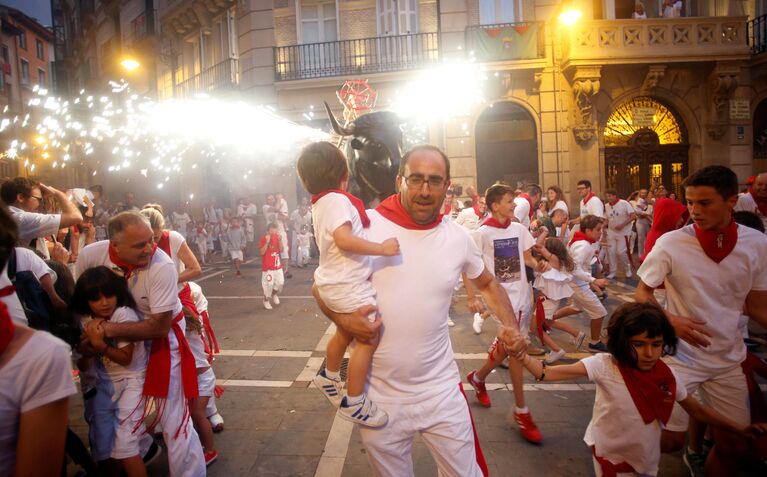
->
[634,188,652,256]
[313,145,527,477]
[604,189,637,279]
[734,172,766,231]
[1,177,83,259]
[636,166,767,475]
[289,203,312,264]
[571,179,605,224]
[77,212,206,476]
[513,184,542,228]
[455,197,487,231]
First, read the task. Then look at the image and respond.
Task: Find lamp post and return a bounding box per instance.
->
[120,58,141,72]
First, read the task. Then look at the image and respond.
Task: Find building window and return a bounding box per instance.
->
[20,59,29,84]
[377,0,418,35]
[298,1,338,43]
[19,32,26,50]
[37,68,46,87]
[479,0,518,25]
[36,39,44,59]
[1,45,9,65]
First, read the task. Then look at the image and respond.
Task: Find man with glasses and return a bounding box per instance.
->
[312,145,526,477]
[570,179,605,225]
[0,177,82,259]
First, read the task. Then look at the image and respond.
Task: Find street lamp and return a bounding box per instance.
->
[120,58,141,72]
[558,9,583,26]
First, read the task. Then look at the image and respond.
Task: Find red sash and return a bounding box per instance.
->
[583,192,596,205]
[591,446,636,477]
[617,360,676,425]
[534,295,551,343]
[693,220,737,264]
[0,301,14,358]
[482,217,511,229]
[312,189,370,228]
[517,193,535,218]
[376,194,442,230]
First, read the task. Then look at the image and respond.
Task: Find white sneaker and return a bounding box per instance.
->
[573,331,586,351]
[625,270,633,278]
[338,395,388,428]
[312,372,344,407]
[263,300,273,310]
[545,349,567,364]
[472,313,484,334]
[273,295,280,305]
[447,317,455,327]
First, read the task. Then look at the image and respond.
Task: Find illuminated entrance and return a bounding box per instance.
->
[603,97,689,198]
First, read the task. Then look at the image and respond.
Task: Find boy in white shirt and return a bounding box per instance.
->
[604,189,637,279]
[636,165,767,475]
[464,183,547,444]
[297,142,400,427]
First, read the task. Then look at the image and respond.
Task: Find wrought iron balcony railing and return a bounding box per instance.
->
[274,32,440,81]
[750,14,767,54]
[175,58,239,97]
[464,22,546,62]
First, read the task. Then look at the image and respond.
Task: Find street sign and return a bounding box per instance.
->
[632,107,656,127]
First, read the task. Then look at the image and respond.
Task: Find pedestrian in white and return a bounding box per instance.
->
[604,189,637,279]
[734,172,767,231]
[513,184,542,229]
[634,188,652,257]
[290,203,312,265]
[455,197,487,231]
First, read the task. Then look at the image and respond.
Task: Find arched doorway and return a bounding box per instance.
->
[603,97,689,198]
[475,102,538,193]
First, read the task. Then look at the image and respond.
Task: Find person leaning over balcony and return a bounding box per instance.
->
[1,177,83,259]
[662,0,683,18]
[633,2,648,19]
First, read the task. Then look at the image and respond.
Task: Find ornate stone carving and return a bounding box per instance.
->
[570,66,601,144]
[641,65,666,94]
[529,71,543,95]
[706,63,741,141]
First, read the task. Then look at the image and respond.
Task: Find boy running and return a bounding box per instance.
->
[259,223,284,310]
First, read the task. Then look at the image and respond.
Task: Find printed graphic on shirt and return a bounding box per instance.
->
[493,238,521,282]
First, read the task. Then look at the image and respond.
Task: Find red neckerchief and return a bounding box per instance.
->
[617,359,676,425]
[482,216,511,229]
[157,230,171,257]
[312,189,370,228]
[376,194,443,230]
[517,193,535,218]
[591,446,636,477]
[108,243,156,279]
[608,198,619,206]
[693,219,738,264]
[443,202,452,216]
[582,192,596,205]
[568,230,596,246]
[750,189,767,216]
[473,204,484,219]
[0,301,14,358]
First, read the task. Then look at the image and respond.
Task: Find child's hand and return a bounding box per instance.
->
[381,237,400,256]
[743,423,767,438]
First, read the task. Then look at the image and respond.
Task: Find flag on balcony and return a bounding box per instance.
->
[470,24,539,61]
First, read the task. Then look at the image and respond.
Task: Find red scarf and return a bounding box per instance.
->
[750,189,767,216]
[157,230,171,257]
[693,219,738,264]
[482,216,511,229]
[583,192,596,205]
[568,230,595,246]
[608,197,619,206]
[517,193,535,218]
[108,243,156,279]
[472,204,484,219]
[312,189,370,228]
[0,301,14,358]
[617,360,676,425]
[591,446,635,477]
[376,194,443,230]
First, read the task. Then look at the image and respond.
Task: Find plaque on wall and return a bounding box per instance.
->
[729,100,750,120]
[632,107,656,127]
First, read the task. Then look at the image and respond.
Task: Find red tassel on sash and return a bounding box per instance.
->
[591,446,636,477]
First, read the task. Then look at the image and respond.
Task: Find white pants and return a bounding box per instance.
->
[570,282,607,320]
[197,367,216,398]
[358,384,484,477]
[636,221,650,258]
[163,352,206,477]
[262,269,285,297]
[278,230,289,260]
[111,377,146,460]
[607,233,632,275]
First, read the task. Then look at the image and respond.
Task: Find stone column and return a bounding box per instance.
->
[238,0,277,104]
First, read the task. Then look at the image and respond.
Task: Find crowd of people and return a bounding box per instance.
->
[0,154,766,476]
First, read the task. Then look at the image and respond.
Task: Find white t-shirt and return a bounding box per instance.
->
[187,282,210,368]
[549,200,569,216]
[8,205,61,248]
[455,207,485,231]
[568,239,597,285]
[638,224,767,371]
[76,240,185,355]
[0,266,26,325]
[582,353,687,475]
[472,222,534,313]
[0,331,77,476]
[513,197,532,228]
[89,307,147,380]
[734,192,767,231]
[312,193,372,289]
[0,247,57,326]
[160,230,186,292]
[579,196,605,218]
[366,210,485,402]
[290,209,312,234]
[606,199,635,237]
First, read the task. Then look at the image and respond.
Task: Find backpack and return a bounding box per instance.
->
[7,248,53,331]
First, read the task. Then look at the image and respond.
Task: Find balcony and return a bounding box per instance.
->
[124,11,157,48]
[464,22,546,64]
[750,14,767,54]
[274,32,440,81]
[562,16,750,69]
[175,58,239,98]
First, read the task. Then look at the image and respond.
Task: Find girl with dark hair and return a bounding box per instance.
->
[519,303,767,477]
[71,266,148,477]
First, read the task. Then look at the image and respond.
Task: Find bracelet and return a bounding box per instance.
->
[537,361,547,382]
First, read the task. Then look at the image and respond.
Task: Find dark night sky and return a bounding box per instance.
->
[2,1,52,27]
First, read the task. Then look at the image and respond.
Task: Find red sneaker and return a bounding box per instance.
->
[467,371,491,408]
[204,449,219,466]
[514,412,543,444]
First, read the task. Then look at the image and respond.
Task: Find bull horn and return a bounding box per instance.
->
[324,101,354,135]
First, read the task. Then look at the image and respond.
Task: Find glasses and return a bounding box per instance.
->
[404,174,446,189]
[30,195,43,201]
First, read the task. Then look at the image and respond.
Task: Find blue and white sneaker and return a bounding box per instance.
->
[337,395,388,428]
[313,371,344,407]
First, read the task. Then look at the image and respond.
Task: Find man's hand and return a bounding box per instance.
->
[668,312,712,348]
[497,325,526,356]
[381,238,400,256]
[337,305,382,344]
[467,296,484,314]
[52,242,70,265]
[593,278,609,288]
[84,320,107,351]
